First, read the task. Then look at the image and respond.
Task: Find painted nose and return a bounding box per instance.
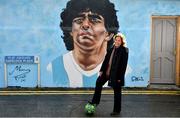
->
[81,18,90,30]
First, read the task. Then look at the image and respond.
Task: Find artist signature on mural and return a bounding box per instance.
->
[131,76,144,82]
[9,65,31,82]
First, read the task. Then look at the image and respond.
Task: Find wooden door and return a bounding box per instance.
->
[151,18,176,84]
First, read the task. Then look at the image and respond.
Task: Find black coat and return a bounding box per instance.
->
[100,45,128,87]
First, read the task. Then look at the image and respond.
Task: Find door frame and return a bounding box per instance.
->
[150,16,180,87]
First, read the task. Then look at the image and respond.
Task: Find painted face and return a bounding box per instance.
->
[114,36,122,47]
[71,11,109,54]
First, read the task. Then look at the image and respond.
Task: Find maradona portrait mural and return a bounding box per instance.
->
[47,0,131,87]
[1,0,179,88]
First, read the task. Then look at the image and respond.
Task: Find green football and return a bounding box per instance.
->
[84,103,96,114]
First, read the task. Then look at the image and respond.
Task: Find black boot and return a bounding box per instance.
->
[110,111,120,116]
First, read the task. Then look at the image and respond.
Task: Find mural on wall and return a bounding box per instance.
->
[0,0,179,88]
[47,0,131,87]
[4,56,39,87]
[7,64,37,87]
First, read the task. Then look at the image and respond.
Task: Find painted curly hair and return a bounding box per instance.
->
[60,0,119,50]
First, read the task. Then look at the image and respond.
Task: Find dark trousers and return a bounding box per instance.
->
[92,75,122,113]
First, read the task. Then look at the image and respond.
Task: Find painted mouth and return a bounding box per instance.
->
[74,37,95,52]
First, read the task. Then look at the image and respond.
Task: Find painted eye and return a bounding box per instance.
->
[73,18,83,24]
[88,15,103,24]
[90,17,102,24]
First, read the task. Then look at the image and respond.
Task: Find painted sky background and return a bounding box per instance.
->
[0,0,180,87]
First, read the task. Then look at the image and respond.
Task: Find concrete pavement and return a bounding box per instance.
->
[0,94,179,117]
[0,87,179,117]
